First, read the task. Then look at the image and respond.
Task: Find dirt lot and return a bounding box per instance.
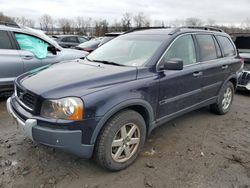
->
[0,92,249,188]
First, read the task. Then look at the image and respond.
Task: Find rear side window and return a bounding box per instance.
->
[164,35,197,66]
[196,34,217,61]
[217,36,236,57]
[0,31,13,49]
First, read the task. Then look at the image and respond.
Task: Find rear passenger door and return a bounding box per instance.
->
[196,34,236,101]
[0,30,23,85]
[157,34,203,121]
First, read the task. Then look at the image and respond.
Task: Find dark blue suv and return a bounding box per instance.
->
[7,27,242,171]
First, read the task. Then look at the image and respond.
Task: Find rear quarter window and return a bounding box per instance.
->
[217,36,236,57]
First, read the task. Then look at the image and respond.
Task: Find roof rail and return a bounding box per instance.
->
[169,26,224,35]
[0,21,20,28]
[125,26,170,34]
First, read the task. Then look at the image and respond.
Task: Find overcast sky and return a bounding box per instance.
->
[0,0,250,25]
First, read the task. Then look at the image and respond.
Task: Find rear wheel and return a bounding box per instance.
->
[210,81,234,115]
[94,110,146,171]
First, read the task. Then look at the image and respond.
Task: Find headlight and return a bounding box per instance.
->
[41,97,84,120]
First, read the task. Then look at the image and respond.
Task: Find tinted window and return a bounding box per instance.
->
[63,36,78,43]
[164,35,196,66]
[0,31,13,49]
[234,36,250,49]
[196,35,217,61]
[217,36,236,57]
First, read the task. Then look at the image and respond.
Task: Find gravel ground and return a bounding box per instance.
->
[0,91,249,188]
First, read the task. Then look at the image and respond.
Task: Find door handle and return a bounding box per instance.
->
[193,71,203,77]
[222,65,228,69]
[23,56,33,60]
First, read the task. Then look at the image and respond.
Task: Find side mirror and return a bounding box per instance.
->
[163,58,183,70]
[48,45,57,55]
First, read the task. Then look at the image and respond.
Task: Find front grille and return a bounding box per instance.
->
[16,85,36,111]
[238,72,250,86]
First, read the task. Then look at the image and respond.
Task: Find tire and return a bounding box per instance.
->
[210,81,234,115]
[94,110,146,171]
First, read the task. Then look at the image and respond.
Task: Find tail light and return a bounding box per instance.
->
[83,48,93,53]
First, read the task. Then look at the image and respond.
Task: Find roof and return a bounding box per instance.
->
[126,26,226,36]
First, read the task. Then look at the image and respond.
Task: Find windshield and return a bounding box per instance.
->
[87,35,165,67]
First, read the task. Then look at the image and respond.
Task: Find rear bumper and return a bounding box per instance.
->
[6,97,94,158]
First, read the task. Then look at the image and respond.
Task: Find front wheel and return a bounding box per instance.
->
[94,110,146,171]
[210,81,234,115]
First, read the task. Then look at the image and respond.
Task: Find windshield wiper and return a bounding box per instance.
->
[86,57,124,66]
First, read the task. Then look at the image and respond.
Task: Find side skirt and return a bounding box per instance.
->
[148,97,217,134]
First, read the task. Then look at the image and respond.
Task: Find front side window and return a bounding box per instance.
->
[163,35,197,66]
[217,36,236,57]
[196,34,217,61]
[87,35,165,67]
[0,31,13,49]
[15,33,49,59]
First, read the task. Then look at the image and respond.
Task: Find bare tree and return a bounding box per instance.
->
[94,19,109,36]
[58,18,73,34]
[75,17,92,35]
[133,12,145,27]
[133,12,151,27]
[13,17,35,27]
[121,12,132,31]
[0,12,15,23]
[40,14,54,34]
[185,17,203,26]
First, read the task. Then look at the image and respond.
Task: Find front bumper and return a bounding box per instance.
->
[6,98,94,158]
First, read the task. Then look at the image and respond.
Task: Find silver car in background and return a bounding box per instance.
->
[0,22,88,96]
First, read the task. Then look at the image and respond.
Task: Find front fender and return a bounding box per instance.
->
[89,99,154,145]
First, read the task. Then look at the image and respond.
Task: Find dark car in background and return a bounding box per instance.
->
[75,33,123,53]
[98,32,123,47]
[75,38,102,53]
[54,35,89,48]
[231,33,250,91]
[7,27,241,171]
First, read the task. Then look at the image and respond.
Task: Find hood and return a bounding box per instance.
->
[60,48,89,60]
[19,60,137,98]
[239,52,250,60]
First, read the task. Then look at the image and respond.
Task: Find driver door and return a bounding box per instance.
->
[157,34,203,121]
[14,33,47,72]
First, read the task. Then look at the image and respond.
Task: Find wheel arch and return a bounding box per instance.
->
[90,99,155,145]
